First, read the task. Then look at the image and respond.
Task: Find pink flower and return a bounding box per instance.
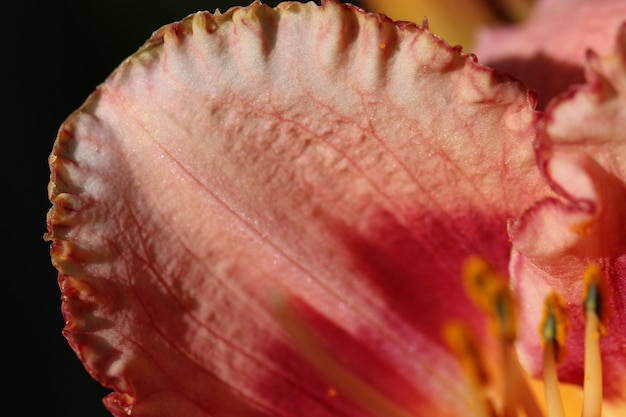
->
[46,1,625,416]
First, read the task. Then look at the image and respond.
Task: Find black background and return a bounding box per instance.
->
[8,1,362,416]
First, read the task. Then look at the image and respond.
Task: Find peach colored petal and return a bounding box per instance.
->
[475,0,626,109]
[510,23,626,403]
[47,1,549,416]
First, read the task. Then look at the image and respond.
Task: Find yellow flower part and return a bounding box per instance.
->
[360,0,535,50]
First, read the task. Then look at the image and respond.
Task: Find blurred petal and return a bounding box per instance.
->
[475,0,626,109]
[46,1,548,416]
[510,22,626,404]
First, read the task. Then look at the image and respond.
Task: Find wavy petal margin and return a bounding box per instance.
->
[510,22,626,403]
[475,0,626,109]
[46,1,548,416]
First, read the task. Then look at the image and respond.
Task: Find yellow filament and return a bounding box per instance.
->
[582,310,603,417]
[542,341,566,417]
[269,259,613,417]
[502,344,545,417]
[456,260,614,417]
[583,306,605,417]
[581,265,607,417]
[462,256,544,417]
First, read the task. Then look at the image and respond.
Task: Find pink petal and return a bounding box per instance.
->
[510,23,626,401]
[47,1,548,416]
[474,0,626,109]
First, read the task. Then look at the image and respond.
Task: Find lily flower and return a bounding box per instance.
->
[46,1,625,416]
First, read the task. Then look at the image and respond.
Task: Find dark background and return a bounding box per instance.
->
[8,1,361,416]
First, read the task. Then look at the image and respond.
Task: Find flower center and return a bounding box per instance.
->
[271,258,610,417]
[446,257,609,417]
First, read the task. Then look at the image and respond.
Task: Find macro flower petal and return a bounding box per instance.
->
[509,22,626,404]
[475,0,626,109]
[46,1,551,416]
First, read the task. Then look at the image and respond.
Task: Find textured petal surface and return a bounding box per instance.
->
[510,23,626,403]
[47,1,549,416]
[474,0,626,109]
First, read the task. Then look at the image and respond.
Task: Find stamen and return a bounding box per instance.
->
[462,256,517,342]
[582,264,610,335]
[443,321,496,417]
[459,259,614,417]
[540,293,569,417]
[581,265,608,417]
[462,256,544,417]
[502,343,545,417]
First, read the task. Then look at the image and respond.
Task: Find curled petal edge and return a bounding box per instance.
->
[510,22,626,403]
